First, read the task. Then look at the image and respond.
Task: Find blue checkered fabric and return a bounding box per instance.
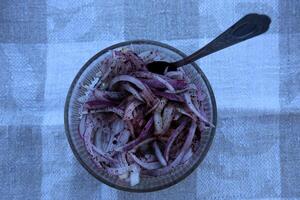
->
[0,0,299,199]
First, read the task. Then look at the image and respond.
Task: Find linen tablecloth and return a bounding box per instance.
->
[1,1,299,199]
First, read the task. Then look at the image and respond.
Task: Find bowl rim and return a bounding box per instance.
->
[64,39,217,192]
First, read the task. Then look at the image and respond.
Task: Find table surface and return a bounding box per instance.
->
[1,1,299,199]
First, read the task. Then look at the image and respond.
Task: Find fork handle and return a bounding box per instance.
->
[171,13,271,67]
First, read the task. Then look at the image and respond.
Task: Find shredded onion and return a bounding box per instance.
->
[77,49,213,186]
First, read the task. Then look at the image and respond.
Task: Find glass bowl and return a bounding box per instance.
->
[64,40,217,192]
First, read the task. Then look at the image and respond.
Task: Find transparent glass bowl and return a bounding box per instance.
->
[64,40,217,192]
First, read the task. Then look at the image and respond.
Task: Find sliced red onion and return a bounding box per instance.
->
[130,153,162,170]
[196,103,210,132]
[166,79,188,90]
[92,145,110,159]
[142,154,181,176]
[140,83,157,106]
[162,104,175,133]
[112,119,124,134]
[181,148,193,164]
[125,120,135,138]
[116,130,131,147]
[78,115,87,139]
[117,95,135,110]
[152,90,184,102]
[94,123,110,152]
[145,100,159,116]
[121,83,144,102]
[139,116,154,138]
[173,113,181,121]
[144,122,196,176]
[179,121,197,156]
[154,112,163,134]
[109,75,146,90]
[99,50,147,84]
[183,92,212,126]
[131,71,154,79]
[165,87,192,94]
[153,142,167,166]
[140,79,166,90]
[109,74,157,105]
[84,126,117,164]
[144,154,157,162]
[129,137,156,153]
[118,172,129,180]
[120,152,128,167]
[90,115,103,128]
[164,120,188,161]
[106,128,123,152]
[126,51,146,69]
[141,78,188,91]
[123,100,143,120]
[190,88,202,112]
[132,71,187,90]
[93,89,126,100]
[94,126,104,150]
[165,71,184,79]
[158,136,169,142]
[79,49,210,185]
[176,107,197,121]
[115,117,154,152]
[129,164,140,186]
[107,165,132,176]
[92,89,110,101]
[83,125,94,155]
[154,98,167,134]
[154,75,175,91]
